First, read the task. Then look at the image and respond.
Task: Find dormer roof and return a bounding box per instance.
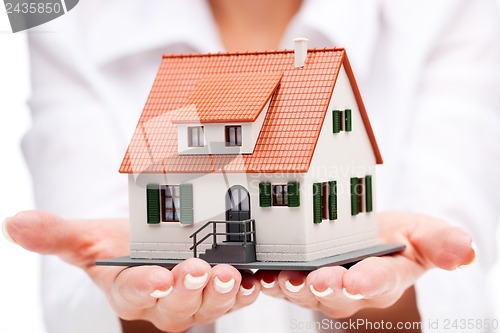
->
[172,71,283,124]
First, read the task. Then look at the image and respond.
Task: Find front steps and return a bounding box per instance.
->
[200,242,256,263]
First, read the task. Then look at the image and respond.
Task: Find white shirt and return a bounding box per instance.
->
[23,1,500,332]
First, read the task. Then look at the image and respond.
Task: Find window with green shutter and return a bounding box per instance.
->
[328,181,337,220]
[272,185,288,206]
[146,184,160,224]
[161,185,180,222]
[287,182,300,207]
[332,110,341,133]
[259,182,271,207]
[365,175,373,212]
[345,109,352,132]
[313,183,322,224]
[322,183,328,219]
[333,109,353,133]
[179,183,194,225]
[350,177,359,216]
[357,177,364,213]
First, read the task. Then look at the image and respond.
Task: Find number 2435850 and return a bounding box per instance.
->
[5,2,62,14]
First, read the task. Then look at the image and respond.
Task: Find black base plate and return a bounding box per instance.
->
[96,244,405,271]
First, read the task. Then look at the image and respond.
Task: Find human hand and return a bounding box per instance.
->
[3,210,261,332]
[254,211,476,318]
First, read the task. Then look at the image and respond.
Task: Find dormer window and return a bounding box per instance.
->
[225,125,242,146]
[188,126,205,147]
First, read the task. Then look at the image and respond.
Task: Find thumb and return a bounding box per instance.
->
[3,210,128,268]
[410,218,476,270]
[379,211,476,271]
[4,210,71,254]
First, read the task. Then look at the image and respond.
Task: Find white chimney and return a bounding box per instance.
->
[294,37,309,68]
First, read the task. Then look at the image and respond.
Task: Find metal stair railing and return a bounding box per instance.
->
[189,219,256,258]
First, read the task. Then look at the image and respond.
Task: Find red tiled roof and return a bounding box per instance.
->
[172,71,283,123]
[120,48,382,174]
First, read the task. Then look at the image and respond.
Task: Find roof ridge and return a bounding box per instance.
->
[162,47,345,59]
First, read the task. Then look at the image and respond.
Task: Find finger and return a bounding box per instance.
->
[340,255,428,314]
[254,270,283,297]
[306,266,358,318]
[232,272,261,311]
[194,264,241,323]
[4,210,128,267]
[342,256,405,306]
[277,270,317,308]
[307,266,346,297]
[154,258,211,331]
[110,265,174,320]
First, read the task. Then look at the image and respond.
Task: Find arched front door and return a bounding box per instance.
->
[226,186,250,242]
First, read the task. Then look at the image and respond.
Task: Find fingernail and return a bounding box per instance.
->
[240,285,255,296]
[285,280,305,293]
[343,288,365,300]
[150,286,173,298]
[260,279,275,289]
[459,241,477,269]
[2,218,15,244]
[214,276,235,294]
[309,285,333,297]
[184,272,209,290]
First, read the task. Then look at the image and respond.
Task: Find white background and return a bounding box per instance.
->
[1,3,500,333]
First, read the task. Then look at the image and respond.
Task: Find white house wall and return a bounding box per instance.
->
[128,172,309,260]
[300,65,378,261]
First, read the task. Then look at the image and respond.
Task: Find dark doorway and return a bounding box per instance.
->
[226,186,251,242]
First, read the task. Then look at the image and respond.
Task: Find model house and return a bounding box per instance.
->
[119,39,384,264]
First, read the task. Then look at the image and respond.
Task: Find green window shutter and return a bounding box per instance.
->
[328,181,337,220]
[146,184,160,224]
[332,110,341,133]
[345,109,352,132]
[259,182,271,207]
[313,183,322,224]
[287,182,300,207]
[350,177,359,216]
[180,184,194,225]
[365,175,373,212]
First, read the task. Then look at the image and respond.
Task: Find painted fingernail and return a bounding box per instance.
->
[309,285,333,297]
[150,286,173,298]
[184,272,209,290]
[343,288,365,300]
[240,285,255,296]
[2,218,15,244]
[260,279,275,289]
[285,280,305,293]
[214,276,235,294]
[459,241,477,269]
